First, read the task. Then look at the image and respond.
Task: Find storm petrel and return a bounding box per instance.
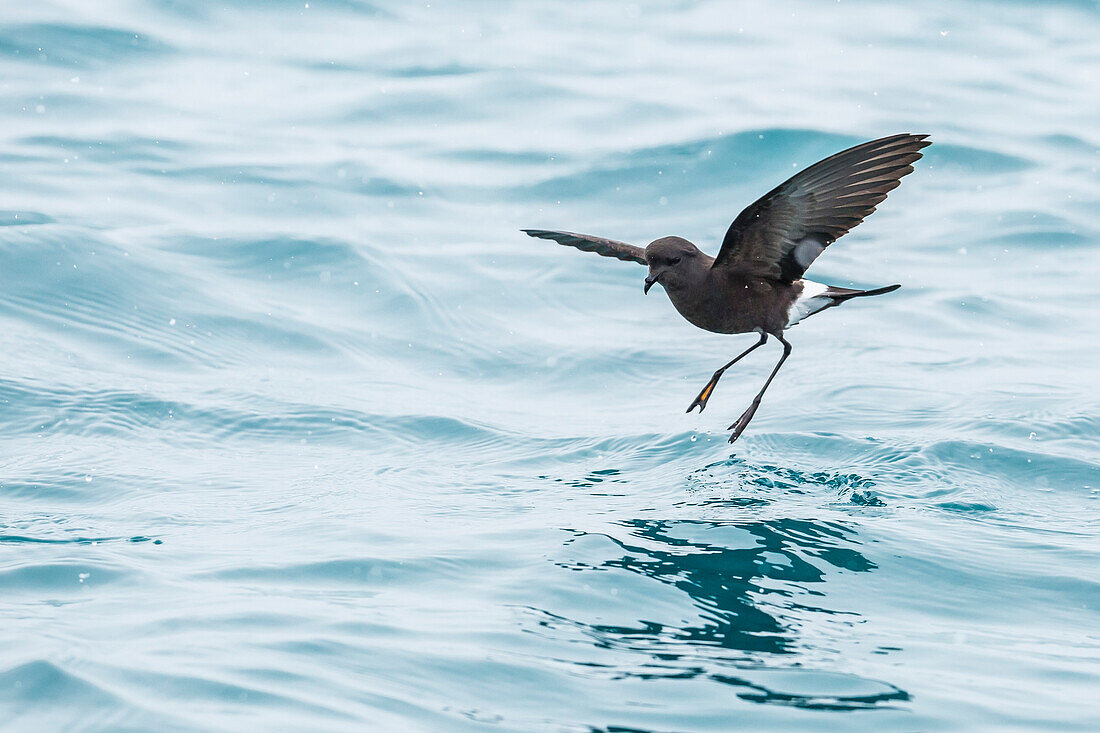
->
[524,133,930,442]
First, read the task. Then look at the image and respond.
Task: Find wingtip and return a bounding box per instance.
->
[882,132,932,149]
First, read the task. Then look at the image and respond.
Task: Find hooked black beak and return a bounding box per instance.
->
[644,273,659,294]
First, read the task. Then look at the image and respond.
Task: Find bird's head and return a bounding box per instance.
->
[644,236,703,294]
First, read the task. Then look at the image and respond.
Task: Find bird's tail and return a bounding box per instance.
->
[825,283,901,303]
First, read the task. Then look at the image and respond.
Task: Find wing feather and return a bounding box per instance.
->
[713,133,931,282]
[522,229,647,265]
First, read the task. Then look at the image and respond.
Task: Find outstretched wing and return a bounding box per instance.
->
[522,229,647,265]
[713,133,931,283]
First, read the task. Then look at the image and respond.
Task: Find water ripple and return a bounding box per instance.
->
[1,1,1098,730]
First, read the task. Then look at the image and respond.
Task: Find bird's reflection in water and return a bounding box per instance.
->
[536,490,909,711]
[596,517,872,654]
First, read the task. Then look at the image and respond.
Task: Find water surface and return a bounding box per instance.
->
[2,1,1099,730]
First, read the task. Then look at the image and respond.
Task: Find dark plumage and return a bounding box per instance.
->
[524,133,930,442]
[518,229,647,265]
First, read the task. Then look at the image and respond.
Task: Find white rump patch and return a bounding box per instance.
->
[787,280,832,327]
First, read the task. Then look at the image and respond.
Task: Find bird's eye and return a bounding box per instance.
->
[669,257,682,265]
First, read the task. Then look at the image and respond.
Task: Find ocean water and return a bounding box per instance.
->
[2,0,1099,730]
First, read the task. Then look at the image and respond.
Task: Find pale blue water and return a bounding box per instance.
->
[2,1,1099,730]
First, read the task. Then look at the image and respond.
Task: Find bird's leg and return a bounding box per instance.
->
[728,334,792,443]
[686,331,768,413]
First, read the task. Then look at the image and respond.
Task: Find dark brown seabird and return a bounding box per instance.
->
[524,133,930,443]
